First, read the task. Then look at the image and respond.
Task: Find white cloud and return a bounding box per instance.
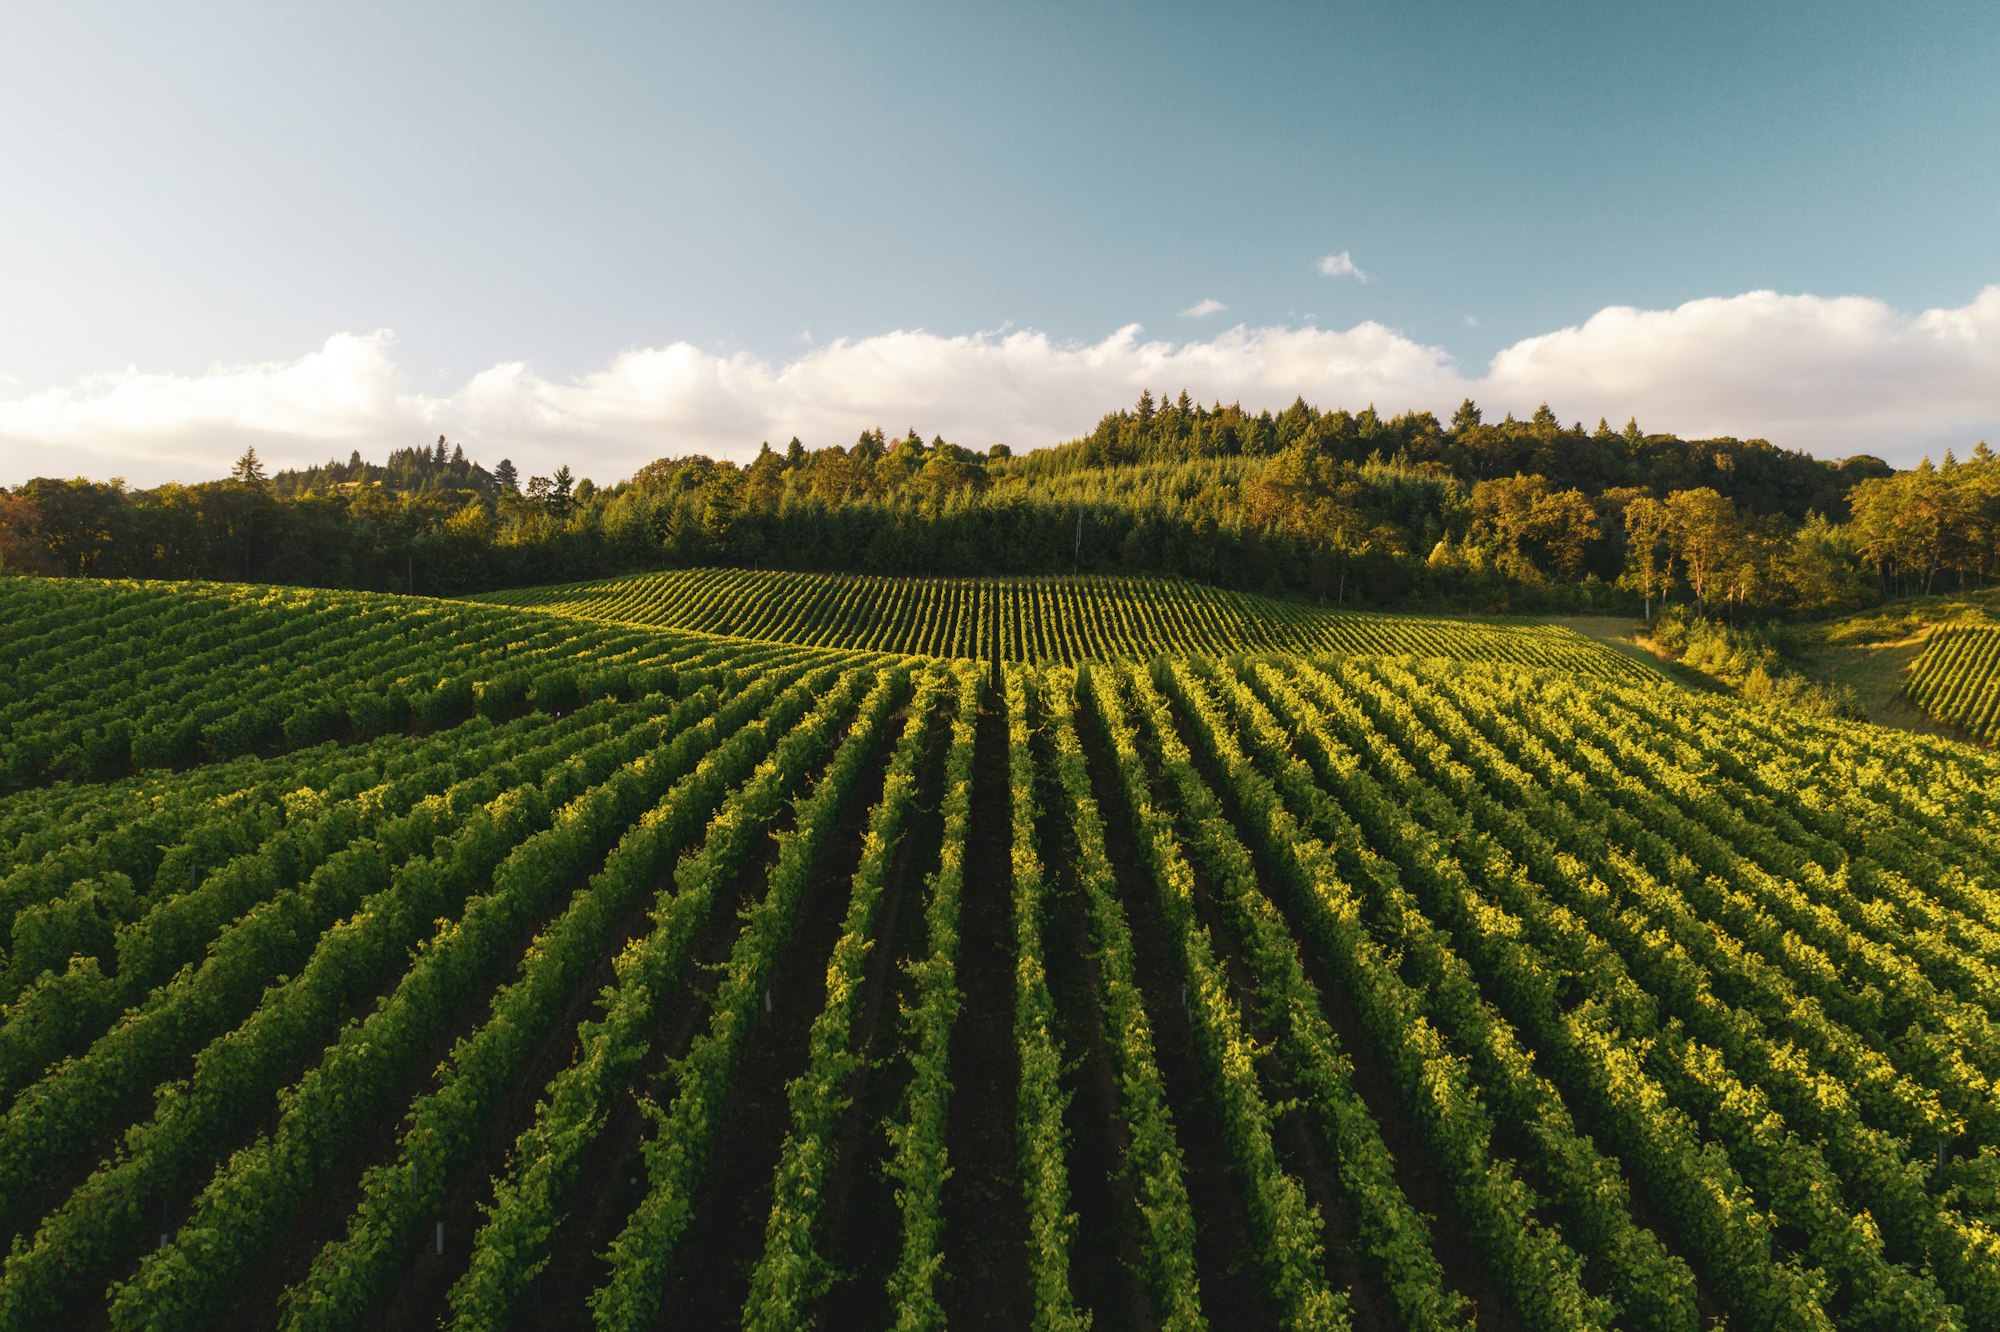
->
[1179,297,1228,318]
[1316,251,1369,281]
[1481,288,2000,455]
[0,332,445,482]
[1463,314,1479,328]
[3,287,1998,484]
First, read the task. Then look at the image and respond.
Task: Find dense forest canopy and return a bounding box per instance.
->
[2,394,1992,618]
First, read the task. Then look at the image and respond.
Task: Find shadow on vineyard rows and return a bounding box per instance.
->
[384,720,858,1329]
[814,694,952,1329]
[473,697,901,1329]
[1131,692,1401,1332]
[1157,668,1516,1331]
[217,751,705,1332]
[1073,695,1279,1332]
[1038,728,1160,1332]
[938,700,1032,1329]
[644,701,909,1328]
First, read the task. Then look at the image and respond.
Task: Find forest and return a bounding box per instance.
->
[2,392,1994,617]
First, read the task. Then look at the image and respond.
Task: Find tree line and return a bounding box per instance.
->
[2,397,1995,618]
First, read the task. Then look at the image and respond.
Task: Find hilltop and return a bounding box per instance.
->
[469,568,1649,677]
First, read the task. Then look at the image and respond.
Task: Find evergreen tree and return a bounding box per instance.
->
[230,447,268,486]
[494,459,520,494]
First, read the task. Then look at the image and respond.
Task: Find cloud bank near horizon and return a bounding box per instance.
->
[3,287,1997,486]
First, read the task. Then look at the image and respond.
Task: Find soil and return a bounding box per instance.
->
[1072,692,1279,1332]
[1128,678,1402,1332]
[642,712,903,1330]
[1189,664,1525,1329]
[205,788,672,1332]
[937,700,1033,1328]
[818,696,952,1329]
[1034,716,1157,1332]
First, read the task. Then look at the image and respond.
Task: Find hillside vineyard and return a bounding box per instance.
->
[3,578,1999,1329]
[472,569,1637,677]
[1906,625,2000,744]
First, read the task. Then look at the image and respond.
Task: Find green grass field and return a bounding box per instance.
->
[1780,590,2000,737]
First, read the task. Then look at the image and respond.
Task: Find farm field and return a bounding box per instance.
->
[3,575,2000,1330]
[469,568,1643,677]
[1903,625,2000,744]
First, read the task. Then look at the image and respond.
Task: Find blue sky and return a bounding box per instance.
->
[2,1,1997,482]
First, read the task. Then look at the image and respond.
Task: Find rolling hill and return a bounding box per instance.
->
[1,573,1996,1330]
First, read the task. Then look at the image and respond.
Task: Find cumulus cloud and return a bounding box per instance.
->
[3,287,1997,484]
[1482,288,2000,453]
[1179,297,1228,318]
[1316,251,1369,281]
[0,321,1460,484]
[0,332,444,481]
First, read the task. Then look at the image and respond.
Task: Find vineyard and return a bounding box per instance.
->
[4,575,2000,1330]
[469,568,1642,676]
[1906,625,2000,743]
